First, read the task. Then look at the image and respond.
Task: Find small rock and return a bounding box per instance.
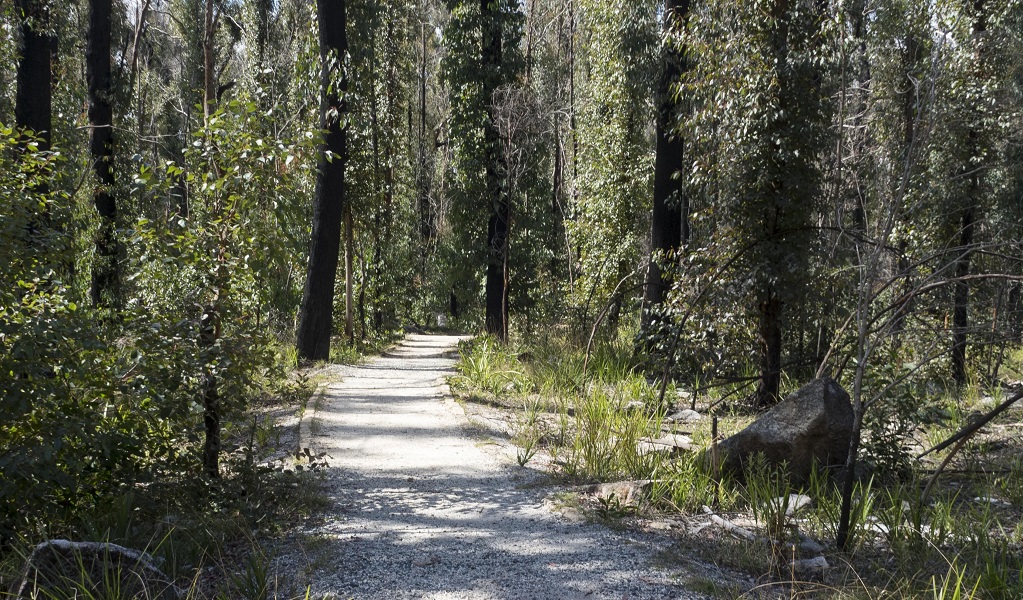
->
[792,555,829,572]
[974,496,1011,507]
[588,480,653,507]
[645,520,673,531]
[797,539,824,557]
[636,434,693,456]
[624,400,646,412]
[665,409,702,423]
[764,494,813,517]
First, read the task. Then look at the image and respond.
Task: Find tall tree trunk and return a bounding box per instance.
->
[344,203,354,342]
[952,204,976,386]
[296,0,348,361]
[369,29,383,333]
[417,21,434,243]
[890,30,920,350]
[200,297,222,478]
[757,289,783,406]
[15,0,53,149]
[202,0,216,122]
[755,0,792,407]
[952,0,985,387]
[381,17,397,328]
[14,0,55,241]
[88,0,119,309]
[198,0,225,478]
[642,0,690,325]
[483,0,509,341]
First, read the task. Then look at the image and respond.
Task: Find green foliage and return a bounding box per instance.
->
[0,91,317,545]
[453,336,526,396]
[441,0,561,327]
[569,0,657,327]
[0,130,161,544]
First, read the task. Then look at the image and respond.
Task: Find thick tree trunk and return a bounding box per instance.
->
[642,0,690,323]
[483,0,509,341]
[15,0,53,148]
[88,0,119,309]
[296,0,348,362]
[754,0,794,407]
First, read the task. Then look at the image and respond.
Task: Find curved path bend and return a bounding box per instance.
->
[300,334,694,600]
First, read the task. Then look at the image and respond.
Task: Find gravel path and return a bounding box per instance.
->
[299,334,698,600]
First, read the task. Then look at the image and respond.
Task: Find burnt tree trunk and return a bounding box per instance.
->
[297,0,348,361]
[15,0,55,233]
[642,0,690,321]
[757,290,783,407]
[15,0,53,148]
[483,0,509,341]
[952,0,985,387]
[88,0,120,308]
[200,299,222,478]
[755,0,792,407]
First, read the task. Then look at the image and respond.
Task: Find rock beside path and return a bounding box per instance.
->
[719,378,853,480]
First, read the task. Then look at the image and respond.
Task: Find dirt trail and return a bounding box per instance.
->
[298,334,696,600]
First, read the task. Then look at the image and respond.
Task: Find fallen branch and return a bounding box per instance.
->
[917,388,1023,503]
[917,388,1023,459]
[701,505,757,541]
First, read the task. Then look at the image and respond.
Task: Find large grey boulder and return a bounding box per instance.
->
[10,540,182,599]
[718,378,853,481]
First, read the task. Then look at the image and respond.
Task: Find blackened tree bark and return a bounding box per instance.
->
[15,0,53,149]
[417,21,436,244]
[199,302,222,478]
[88,0,119,308]
[296,0,348,362]
[483,0,510,341]
[642,0,690,323]
[14,0,55,253]
[198,0,224,479]
[952,0,986,387]
[754,0,791,408]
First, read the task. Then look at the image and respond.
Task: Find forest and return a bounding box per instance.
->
[3,0,1023,597]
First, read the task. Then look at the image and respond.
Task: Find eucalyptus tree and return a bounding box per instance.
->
[441,0,524,339]
[14,0,53,149]
[570,0,658,331]
[642,0,690,335]
[947,0,989,387]
[296,0,348,361]
[678,0,832,406]
[88,0,120,308]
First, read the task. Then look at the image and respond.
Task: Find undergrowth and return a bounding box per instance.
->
[452,331,1023,599]
[0,333,367,599]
